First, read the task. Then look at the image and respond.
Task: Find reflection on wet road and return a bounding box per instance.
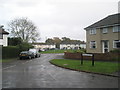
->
[2,54,118,88]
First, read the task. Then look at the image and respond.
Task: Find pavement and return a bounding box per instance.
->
[2,54,119,88]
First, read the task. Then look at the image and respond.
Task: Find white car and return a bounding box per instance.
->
[29,48,41,58]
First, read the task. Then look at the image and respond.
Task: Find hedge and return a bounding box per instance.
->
[2,46,20,59]
[2,42,34,59]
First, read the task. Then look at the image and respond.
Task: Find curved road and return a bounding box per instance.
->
[2,54,118,88]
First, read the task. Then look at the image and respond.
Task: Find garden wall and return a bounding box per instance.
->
[64,52,120,61]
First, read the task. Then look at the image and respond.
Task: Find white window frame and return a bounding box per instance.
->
[113,40,120,48]
[89,29,96,35]
[90,41,96,49]
[113,26,120,32]
[102,28,108,34]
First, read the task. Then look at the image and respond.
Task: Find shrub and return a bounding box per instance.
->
[110,49,120,53]
[8,37,22,46]
[17,42,34,52]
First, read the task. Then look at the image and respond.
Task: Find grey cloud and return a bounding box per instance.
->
[16,0,41,7]
[0,0,118,42]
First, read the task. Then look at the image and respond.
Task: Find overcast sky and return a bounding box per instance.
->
[0,0,119,42]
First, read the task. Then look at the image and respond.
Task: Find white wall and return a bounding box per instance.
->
[3,35,8,46]
[80,44,86,49]
[0,34,8,46]
[0,39,3,46]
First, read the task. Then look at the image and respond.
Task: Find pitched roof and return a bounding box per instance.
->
[84,13,120,30]
[0,28,9,34]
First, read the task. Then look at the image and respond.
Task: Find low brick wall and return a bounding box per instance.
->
[64,52,82,59]
[64,52,120,61]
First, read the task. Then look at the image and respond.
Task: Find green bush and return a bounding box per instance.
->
[110,49,120,61]
[8,37,22,46]
[110,49,120,53]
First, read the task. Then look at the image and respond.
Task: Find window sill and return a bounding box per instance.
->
[102,33,108,34]
[90,48,97,49]
[90,34,96,35]
[113,32,120,33]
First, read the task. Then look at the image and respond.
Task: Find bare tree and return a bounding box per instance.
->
[8,17,40,43]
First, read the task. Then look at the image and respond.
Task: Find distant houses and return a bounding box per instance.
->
[32,43,56,51]
[60,42,86,50]
[0,26,9,46]
[84,13,120,53]
[32,41,86,50]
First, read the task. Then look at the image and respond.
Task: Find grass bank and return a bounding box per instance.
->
[50,59,119,75]
[40,49,85,54]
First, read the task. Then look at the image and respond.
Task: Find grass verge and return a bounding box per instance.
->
[0,58,18,63]
[40,49,85,54]
[50,59,119,75]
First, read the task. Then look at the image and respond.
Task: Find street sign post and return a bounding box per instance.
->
[82,54,93,56]
[92,54,94,66]
[81,53,94,66]
[81,54,83,65]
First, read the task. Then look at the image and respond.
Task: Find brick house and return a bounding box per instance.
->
[84,13,120,53]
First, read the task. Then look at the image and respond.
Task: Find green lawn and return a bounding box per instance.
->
[0,58,18,63]
[40,49,85,54]
[50,59,119,74]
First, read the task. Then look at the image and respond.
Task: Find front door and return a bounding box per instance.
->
[102,41,109,53]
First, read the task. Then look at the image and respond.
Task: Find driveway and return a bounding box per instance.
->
[2,54,118,88]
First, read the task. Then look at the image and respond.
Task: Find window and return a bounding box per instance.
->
[113,40,120,48]
[90,41,96,48]
[89,29,96,35]
[102,28,108,34]
[0,34,3,39]
[113,26,120,32]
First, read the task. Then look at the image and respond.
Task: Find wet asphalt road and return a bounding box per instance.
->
[2,54,118,88]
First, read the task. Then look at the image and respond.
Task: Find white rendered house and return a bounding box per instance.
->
[60,42,86,50]
[32,43,56,50]
[0,28,9,46]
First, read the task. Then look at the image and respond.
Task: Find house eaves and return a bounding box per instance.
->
[84,13,120,30]
[0,28,9,34]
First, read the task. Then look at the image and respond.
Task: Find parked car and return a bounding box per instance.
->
[19,51,35,60]
[29,48,41,58]
[39,49,45,52]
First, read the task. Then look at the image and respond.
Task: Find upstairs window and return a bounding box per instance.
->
[113,40,120,48]
[89,29,96,35]
[102,28,108,34]
[90,41,96,48]
[113,26,120,32]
